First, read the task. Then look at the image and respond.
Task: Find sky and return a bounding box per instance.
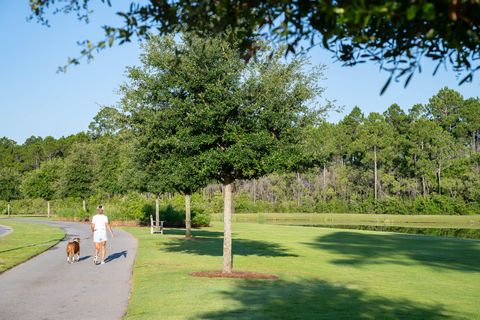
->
[1,2,479,144]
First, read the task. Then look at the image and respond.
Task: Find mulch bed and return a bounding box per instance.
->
[190,270,279,279]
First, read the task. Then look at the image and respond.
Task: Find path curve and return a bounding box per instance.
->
[0,219,137,320]
[0,224,12,237]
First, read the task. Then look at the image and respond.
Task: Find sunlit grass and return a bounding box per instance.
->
[0,220,64,273]
[124,222,480,319]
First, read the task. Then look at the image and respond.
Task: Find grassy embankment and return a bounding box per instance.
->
[124,222,480,319]
[0,220,65,273]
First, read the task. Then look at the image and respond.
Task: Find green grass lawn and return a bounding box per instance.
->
[124,223,480,319]
[0,221,65,273]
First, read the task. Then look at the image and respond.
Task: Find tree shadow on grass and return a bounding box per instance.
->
[309,231,480,272]
[162,235,298,257]
[0,239,60,254]
[194,279,451,319]
[164,228,224,238]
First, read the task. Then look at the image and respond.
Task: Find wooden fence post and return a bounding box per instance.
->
[155,198,159,228]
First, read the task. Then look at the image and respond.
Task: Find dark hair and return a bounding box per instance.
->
[97,205,103,209]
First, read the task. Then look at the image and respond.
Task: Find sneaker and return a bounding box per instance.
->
[100,261,105,265]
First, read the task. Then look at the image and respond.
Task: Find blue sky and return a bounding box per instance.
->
[1,2,479,144]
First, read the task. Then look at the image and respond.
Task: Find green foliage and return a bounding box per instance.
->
[117,193,155,223]
[57,143,94,199]
[88,106,126,139]
[30,1,480,88]
[0,167,21,201]
[0,78,479,217]
[20,159,62,200]
[123,34,324,194]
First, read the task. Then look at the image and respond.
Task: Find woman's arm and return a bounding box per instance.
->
[107,222,114,238]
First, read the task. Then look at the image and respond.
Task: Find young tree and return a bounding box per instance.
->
[92,137,122,197]
[88,106,127,139]
[458,97,480,153]
[340,106,365,167]
[407,119,457,195]
[58,143,95,211]
[122,34,325,273]
[0,168,22,215]
[20,159,62,216]
[0,138,19,170]
[424,87,463,135]
[297,122,337,199]
[352,113,394,201]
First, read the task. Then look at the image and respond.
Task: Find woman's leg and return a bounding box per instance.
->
[101,241,107,262]
[94,242,100,261]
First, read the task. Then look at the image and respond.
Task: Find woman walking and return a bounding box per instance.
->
[91,205,114,265]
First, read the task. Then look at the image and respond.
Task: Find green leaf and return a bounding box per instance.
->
[422,3,436,20]
[406,5,418,21]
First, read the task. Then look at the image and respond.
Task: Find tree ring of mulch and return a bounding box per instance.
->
[190,270,279,280]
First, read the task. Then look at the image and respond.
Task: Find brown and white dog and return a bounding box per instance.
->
[66,237,80,264]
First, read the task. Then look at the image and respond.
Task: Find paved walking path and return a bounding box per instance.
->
[0,219,137,320]
[0,224,12,237]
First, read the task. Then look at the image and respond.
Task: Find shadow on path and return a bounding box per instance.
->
[194,279,450,319]
[105,250,128,262]
[78,255,91,262]
[308,231,480,272]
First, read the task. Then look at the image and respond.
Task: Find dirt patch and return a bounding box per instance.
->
[190,270,278,279]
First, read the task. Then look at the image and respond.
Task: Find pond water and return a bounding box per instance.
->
[303,224,480,240]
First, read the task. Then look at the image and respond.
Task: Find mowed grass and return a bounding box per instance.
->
[0,220,65,273]
[124,223,480,319]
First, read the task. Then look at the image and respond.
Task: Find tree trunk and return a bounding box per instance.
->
[438,164,442,194]
[185,193,192,238]
[422,175,427,196]
[322,164,327,189]
[155,198,160,228]
[47,200,51,218]
[472,131,476,152]
[253,179,257,206]
[374,145,378,202]
[222,178,233,274]
[476,130,480,153]
[7,202,11,216]
[82,199,86,212]
[296,172,302,207]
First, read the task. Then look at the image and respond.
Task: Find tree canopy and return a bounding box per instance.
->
[29,0,480,92]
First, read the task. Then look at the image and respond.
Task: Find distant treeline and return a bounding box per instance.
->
[0,87,479,218]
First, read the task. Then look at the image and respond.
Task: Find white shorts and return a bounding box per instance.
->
[93,230,108,243]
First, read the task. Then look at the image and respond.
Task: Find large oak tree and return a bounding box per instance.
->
[121,33,325,273]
